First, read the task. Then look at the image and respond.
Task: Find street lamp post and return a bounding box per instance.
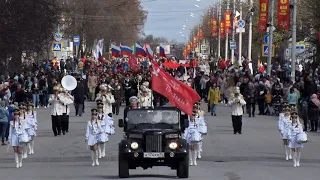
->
[267,0,275,76]
[231,0,236,64]
[291,0,297,82]
[248,0,253,62]
[225,0,230,61]
[217,0,221,58]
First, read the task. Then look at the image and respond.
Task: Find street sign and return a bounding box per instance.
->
[237,19,245,28]
[262,44,275,57]
[236,27,245,33]
[53,43,62,52]
[54,33,62,42]
[230,40,236,50]
[264,34,269,44]
[73,36,80,46]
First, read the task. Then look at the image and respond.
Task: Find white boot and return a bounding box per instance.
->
[285,145,289,160]
[90,151,95,166]
[189,150,193,166]
[293,152,297,167]
[193,150,197,166]
[18,153,23,168]
[98,144,102,159]
[101,143,106,157]
[23,145,28,159]
[28,143,32,155]
[296,151,301,167]
[30,140,34,154]
[14,153,19,168]
[95,150,99,166]
[198,142,202,159]
[288,148,292,160]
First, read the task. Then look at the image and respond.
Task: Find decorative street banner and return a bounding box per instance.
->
[277,0,290,30]
[211,18,218,37]
[193,37,197,48]
[220,20,225,39]
[224,12,232,34]
[198,28,204,40]
[257,0,269,32]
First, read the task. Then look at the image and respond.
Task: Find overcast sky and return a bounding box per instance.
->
[141,0,215,43]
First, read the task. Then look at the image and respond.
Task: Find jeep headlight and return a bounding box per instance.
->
[169,142,178,150]
[130,142,139,149]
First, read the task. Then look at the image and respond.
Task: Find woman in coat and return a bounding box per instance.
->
[207,83,220,116]
[308,94,320,132]
[72,78,85,116]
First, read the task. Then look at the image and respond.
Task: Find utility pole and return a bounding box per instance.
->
[217,0,221,58]
[248,0,253,62]
[267,0,275,76]
[225,0,230,61]
[231,0,236,64]
[291,0,297,82]
[238,1,243,65]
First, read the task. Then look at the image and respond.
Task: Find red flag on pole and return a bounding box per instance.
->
[151,60,200,116]
[128,55,139,71]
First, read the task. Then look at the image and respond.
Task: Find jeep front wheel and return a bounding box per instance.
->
[118,154,129,178]
[177,156,189,178]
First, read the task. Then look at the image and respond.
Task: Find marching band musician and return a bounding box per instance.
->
[138,81,153,107]
[85,108,102,166]
[59,87,74,134]
[288,111,304,167]
[19,104,30,159]
[8,109,27,168]
[278,103,292,160]
[96,85,115,116]
[228,87,246,134]
[96,102,108,159]
[49,86,64,136]
[26,102,37,155]
[184,108,202,166]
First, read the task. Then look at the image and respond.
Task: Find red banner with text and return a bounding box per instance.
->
[211,18,218,37]
[257,0,269,32]
[224,12,231,34]
[277,0,290,30]
[220,20,225,39]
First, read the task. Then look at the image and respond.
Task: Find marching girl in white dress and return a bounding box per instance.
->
[288,111,305,167]
[18,104,30,159]
[184,109,202,166]
[96,102,108,159]
[85,108,103,166]
[278,105,292,160]
[8,109,28,168]
[194,102,207,159]
[26,102,37,155]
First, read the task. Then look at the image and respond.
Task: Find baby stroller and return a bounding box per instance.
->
[271,95,282,116]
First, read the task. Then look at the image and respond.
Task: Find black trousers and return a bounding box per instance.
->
[62,113,69,133]
[246,103,256,117]
[310,120,318,131]
[258,100,265,115]
[232,115,242,133]
[75,103,84,116]
[112,99,121,115]
[51,115,62,136]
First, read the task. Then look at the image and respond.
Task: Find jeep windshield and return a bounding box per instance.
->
[126,109,179,129]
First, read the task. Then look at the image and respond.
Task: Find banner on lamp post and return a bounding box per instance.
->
[220,20,225,39]
[211,18,218,37]
[277,0,290,30]
[224,12,232,34]
[257,0,269,32]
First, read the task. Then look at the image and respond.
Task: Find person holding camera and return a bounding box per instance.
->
[228,87,246,134]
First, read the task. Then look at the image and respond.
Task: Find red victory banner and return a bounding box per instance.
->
[224,12,232,34]
[192,37,197,47]
[220,20,225,39]
[151,61,200,116]
[277,0,290,30]
[198,28,204,40]
[257,0,269,32]
[211,18,218,37]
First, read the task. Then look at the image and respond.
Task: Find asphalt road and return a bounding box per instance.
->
[1,102,320,180]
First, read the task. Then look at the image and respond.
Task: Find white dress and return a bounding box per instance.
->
[279,115,291,139]
[197,111,207,135]
[25,112,37,137]
[8,121,28,146]
[184,120,202,144]
[105,116,115,135]
[288,122,304,148]
[97,114,108,143]
[85,120,102,146]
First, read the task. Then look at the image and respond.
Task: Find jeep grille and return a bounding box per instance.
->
[145,134,162,152]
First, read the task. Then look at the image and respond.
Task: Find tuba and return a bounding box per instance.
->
[61,75,77,91]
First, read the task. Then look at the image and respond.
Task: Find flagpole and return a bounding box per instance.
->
[248,0,253,64]
[291,0,297,83]
[225,0,230,61]
[217,0,221,58]
[231,0,236,64]
[267,0,275,76]
[238,1,243,66]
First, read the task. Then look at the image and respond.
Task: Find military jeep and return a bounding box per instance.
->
[118,107,189,178]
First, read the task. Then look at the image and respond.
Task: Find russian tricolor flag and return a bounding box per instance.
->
[111,44,121,57]
[135,43,146,57]
[120,45,133,56]
[160,44,167,58]
[145,44,154,60]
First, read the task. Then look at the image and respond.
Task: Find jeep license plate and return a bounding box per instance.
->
[143,152,165,158]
